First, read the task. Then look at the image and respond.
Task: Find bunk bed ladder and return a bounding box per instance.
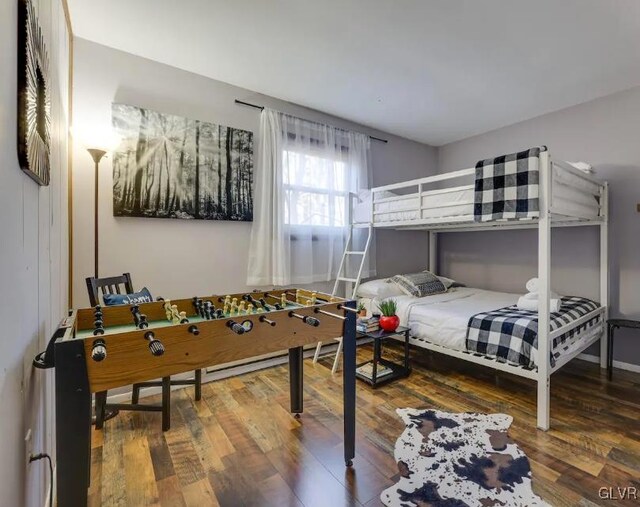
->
[313,224,373,373]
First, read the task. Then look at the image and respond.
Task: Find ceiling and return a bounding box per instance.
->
[67,0,640,146]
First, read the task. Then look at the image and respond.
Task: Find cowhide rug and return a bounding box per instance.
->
[380,409,549,507]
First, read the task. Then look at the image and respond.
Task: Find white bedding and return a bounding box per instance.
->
[354,176,599,224]
[365,287,600,368]
[395,287,518,352]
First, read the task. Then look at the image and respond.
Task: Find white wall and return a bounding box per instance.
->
[71,38,438,307]
[0,0,70,505]
[437,85,640,365]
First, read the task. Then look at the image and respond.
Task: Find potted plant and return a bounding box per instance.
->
[378,299,399,332]
[357,301,367,318]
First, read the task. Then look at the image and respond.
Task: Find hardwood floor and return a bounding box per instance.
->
[89,344,640,506]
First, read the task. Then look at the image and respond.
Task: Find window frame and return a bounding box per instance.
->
[282,149,350,230]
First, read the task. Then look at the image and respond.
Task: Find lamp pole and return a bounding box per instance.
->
[87,149,106,278]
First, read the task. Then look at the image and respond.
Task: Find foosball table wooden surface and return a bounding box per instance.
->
[70,288,348,393]
[52,287,358,507]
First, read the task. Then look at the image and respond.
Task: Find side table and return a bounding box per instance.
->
[606,319,640,380]
[355,326,411,387]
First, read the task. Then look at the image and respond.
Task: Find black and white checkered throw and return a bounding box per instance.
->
[474,146,547,222]
[466,296,600,368]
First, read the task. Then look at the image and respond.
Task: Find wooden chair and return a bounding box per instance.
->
[86,273,202,431]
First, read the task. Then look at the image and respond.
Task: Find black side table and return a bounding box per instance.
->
[355,326,411,387]
[607,319,640,380]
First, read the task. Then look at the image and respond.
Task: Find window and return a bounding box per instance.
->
[282,149,348,228]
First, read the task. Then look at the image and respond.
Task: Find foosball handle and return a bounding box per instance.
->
[226,320,246,335]
[91,339,107,362]
[303,316,320,327]
[144,331,165,356]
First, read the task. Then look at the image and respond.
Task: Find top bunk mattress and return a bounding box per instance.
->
[354,175,600,225]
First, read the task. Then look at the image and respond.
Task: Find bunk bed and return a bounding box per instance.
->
[346,147,609,431]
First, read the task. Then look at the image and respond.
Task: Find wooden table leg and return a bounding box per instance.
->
[289,346,303,415]
[342,301,357,467]
[55,339,92,507]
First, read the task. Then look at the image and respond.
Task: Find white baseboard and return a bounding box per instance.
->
[578,353,640,374]
[106,342,343,404]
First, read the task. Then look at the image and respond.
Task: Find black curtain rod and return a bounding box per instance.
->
[234,99,388,143]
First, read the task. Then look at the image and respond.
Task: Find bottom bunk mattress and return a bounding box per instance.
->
[390,287,602,368]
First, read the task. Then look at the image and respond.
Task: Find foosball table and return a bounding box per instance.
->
[44,288,357,507]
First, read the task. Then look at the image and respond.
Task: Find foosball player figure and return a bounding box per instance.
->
[163,299,173,320]
[93,306,105,336]
[170,304,181,324]
[131,305,149,330]
[203,301,213,319]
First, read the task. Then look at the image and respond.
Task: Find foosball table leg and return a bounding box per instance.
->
[94,391,107,429]
[162,376,171,432]
[342,301,357,467]
[55,338,92,507]
[289,346,304,416]
[195,369,202,401]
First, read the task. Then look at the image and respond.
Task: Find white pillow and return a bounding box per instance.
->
[356,278,405,299]
[437,276,456,289]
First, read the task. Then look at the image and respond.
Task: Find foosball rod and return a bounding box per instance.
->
[288,311,320,327]
[313,307,346,320]
[264,293,302,307]
[337,304,359,314]
[259,315,276,326]
[284,291,330,304]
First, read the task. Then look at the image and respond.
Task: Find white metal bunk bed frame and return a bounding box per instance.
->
[348,151,609,431]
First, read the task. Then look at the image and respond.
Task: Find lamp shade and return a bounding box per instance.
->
[71,123,121,154]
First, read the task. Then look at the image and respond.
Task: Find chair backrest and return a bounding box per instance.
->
[85,273,134,307]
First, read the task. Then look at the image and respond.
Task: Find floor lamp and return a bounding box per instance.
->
[86,148,117,424]
[87,148,106,278]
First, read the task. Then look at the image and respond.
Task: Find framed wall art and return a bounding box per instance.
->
[17,0,51,186]
[112,103,254,221]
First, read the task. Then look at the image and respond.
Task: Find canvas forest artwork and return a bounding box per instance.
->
[112,103,254,221]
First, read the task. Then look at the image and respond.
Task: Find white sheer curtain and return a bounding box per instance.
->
[247,108,375,286]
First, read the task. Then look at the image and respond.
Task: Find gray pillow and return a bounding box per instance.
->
[389,272,446,297]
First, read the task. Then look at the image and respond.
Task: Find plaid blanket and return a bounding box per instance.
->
[474,146,547,222]
[466,296,600,368]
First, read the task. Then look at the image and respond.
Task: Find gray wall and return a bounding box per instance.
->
[72,39,438,307]
[438,85,640,366]
[0,0,70,505]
